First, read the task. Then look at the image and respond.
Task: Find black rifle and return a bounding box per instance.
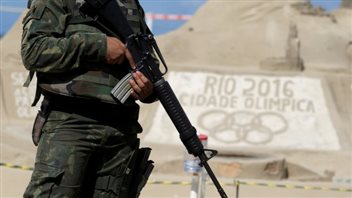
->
[80,1,228,197]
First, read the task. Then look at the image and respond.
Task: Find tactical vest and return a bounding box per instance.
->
[26,0,147,105]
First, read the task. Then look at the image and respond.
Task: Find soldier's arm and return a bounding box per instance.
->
[21,0,107,73]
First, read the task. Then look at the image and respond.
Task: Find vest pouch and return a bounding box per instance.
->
[128,147,154,198]
[37,69,122,104]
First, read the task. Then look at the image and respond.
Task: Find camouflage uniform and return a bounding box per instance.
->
[22,0,152,197]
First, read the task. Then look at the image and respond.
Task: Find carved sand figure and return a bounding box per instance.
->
[1,0,351,197]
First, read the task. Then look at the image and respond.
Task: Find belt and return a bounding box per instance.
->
[43,92,139,125]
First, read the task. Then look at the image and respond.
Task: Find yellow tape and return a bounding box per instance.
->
[148,180,191,186]
[0,163,34,171]
[1,162,351,192]
[147,180,351,192]
[236,181,352,192]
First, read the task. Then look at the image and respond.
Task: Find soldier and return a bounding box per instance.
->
[21,0,156,197]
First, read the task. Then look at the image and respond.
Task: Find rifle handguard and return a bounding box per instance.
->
[154,79,204,156]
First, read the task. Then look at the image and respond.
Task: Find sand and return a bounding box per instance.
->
[1,0,351,197]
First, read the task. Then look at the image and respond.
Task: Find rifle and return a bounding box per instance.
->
[80,1,228,197]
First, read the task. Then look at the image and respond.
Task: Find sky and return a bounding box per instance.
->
[0,0,343,37]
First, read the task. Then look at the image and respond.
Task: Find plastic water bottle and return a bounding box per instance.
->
[183,134,208,173]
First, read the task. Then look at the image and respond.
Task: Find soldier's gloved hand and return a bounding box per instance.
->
[129,71,154,101]
[106,37,136,67]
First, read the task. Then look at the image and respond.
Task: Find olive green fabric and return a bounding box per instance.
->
[21,0,144,104]
[23,109,141,197]
[22,0,152,197]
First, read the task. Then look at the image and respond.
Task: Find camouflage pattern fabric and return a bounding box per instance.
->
[21,0,151,197]
[21,0,144,104]
[24,109,141,197]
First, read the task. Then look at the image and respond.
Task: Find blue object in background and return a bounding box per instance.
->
[311,0,340,10]
[139,0,206,35]
[0,0,206,37]
[0,0,342,38]
[0,0,27,37]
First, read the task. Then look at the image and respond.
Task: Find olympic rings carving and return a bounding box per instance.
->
[197,110,288,145]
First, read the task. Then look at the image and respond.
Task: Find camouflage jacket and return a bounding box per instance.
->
[21,0,145,105]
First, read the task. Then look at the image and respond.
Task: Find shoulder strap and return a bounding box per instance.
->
[81,0,135,42]
[27,0,35,8]
[134,0,149,34]
[67,15,95,25]
[23,71,35,88]
[65,0,96,25]
[23,71,42,106]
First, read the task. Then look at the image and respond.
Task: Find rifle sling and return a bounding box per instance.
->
[82,0,136,42]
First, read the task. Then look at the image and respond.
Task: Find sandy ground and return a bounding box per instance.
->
[1,166,351,198]
[1,0,351,197]
[1,142,351,197]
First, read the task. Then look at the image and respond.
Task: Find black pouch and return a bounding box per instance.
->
[128,147,154,198]
[31,97,50,146]
[94,141,154,197]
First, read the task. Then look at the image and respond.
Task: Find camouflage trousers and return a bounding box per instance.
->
[24,108,141,198]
